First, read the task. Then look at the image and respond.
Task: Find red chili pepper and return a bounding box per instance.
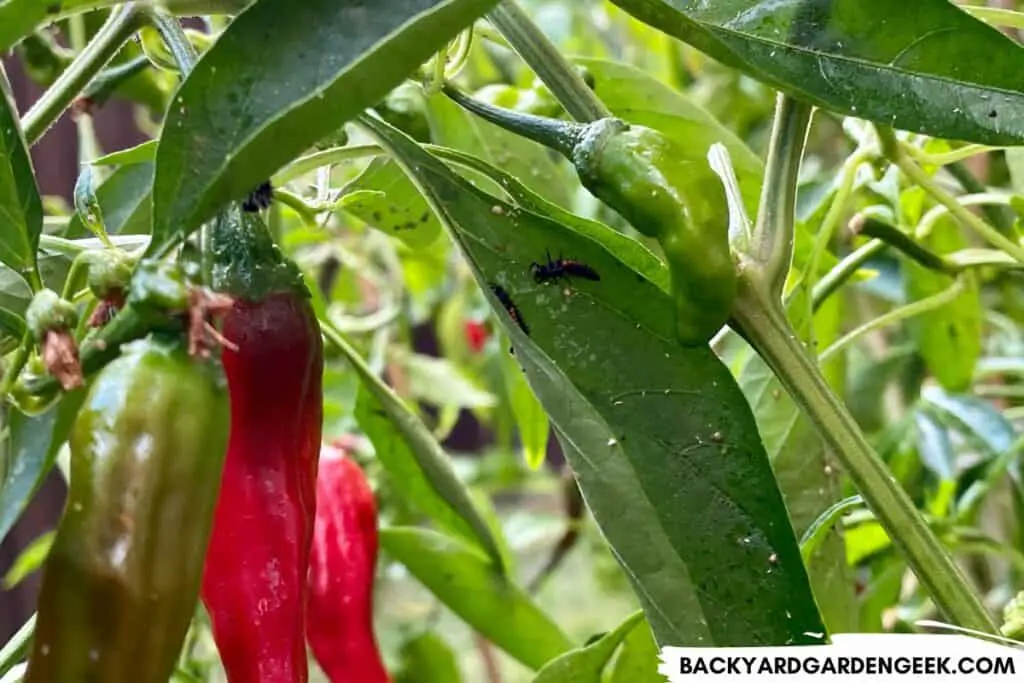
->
[464,319,489,353]
[308,443,389,683]
[201,205,324,683]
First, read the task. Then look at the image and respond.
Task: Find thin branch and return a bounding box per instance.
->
[751,94,813,298]
[487,0,609,122]
[23,5,144,144]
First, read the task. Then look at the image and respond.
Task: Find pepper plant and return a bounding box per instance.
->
[1,0,1024,681]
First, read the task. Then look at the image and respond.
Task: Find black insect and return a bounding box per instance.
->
[529,250,600,285]
[490,284,529,336]
[242,180,274,212]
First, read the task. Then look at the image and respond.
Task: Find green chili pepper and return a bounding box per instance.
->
[24,333,230,683]
[443,86,736,346]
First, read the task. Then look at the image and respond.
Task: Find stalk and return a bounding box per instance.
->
[732,274,997,633]
[23,5,143,144]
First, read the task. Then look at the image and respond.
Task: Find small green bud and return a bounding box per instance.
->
[26,289,78,341]
[1001,591,1024,642]
[85,249,136,299]
[127,260,189,316]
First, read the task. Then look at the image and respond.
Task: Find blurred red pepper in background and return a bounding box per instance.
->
[464,319,489,353]
[307,442,390,683]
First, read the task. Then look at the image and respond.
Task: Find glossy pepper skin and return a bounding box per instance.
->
[24,334,230,683]
[308,444,389,683]
[201,205,324,683]
[443,86,736,346]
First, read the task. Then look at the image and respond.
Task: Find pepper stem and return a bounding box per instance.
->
[486,1,610,122]
[442,84,585,160]
[208,205,307,300]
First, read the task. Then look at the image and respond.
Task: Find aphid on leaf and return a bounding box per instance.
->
[530,250,600,285]
[489,284,529,336]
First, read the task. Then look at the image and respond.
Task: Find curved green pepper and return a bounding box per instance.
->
[24,333,230,683]
[443,86,736,346]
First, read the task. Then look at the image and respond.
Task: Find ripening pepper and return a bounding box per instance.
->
[463,319,489,353]
[443,86,735,347]
[307,444,389,683]
[24,333,230,683]
[201,203,324,683]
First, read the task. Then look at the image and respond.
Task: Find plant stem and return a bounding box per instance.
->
[818,277,966,363]
[319,321,508,575]
[146,10,199,73]
[916,192,1015,239]
[944,161,1015,235]
[806,148,872,289]
[904,143,1001,168]
[751,94,813,297]
[273,145,382,185]
[876,126,1024,263]
[39,234,150,258]
[731,276,997,633]
[0,334,32,398]
[61,253,91,301]
[23,4,143,145]
[961,5,1024,30]
[855,216,957,274]
[68,14,106,167]
[799,495,865,564]
[273,189,320,226]
[444,29,474,81]
[487,0,609,122]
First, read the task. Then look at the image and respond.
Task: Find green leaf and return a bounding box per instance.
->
[531,611,643,683]
[64,162,154,238]
[394,632,464,683]
[0,391,85,544]
[3,530,53,588]
[0,613,34,679]
[0,65,41,282]
[72,164,111,244]
[424,91,573,209]
[800,495,864,565]
[381,527,572,671]
[149,0,500,255]
[904,219,981,393]
[923,387,1016,457]
[354,385,499,565]
[914,410,955,483]
[608,617,662,683]
[91,140,157,167]
[501,349,550,470]
[607,0,1024,145]
[403,352,497,410]
[575,57,763,219]
[0,308,26,349]
[362,114,826,647]
[859,557,905,631]
[428,145,669,293]
[340,157,443,247]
